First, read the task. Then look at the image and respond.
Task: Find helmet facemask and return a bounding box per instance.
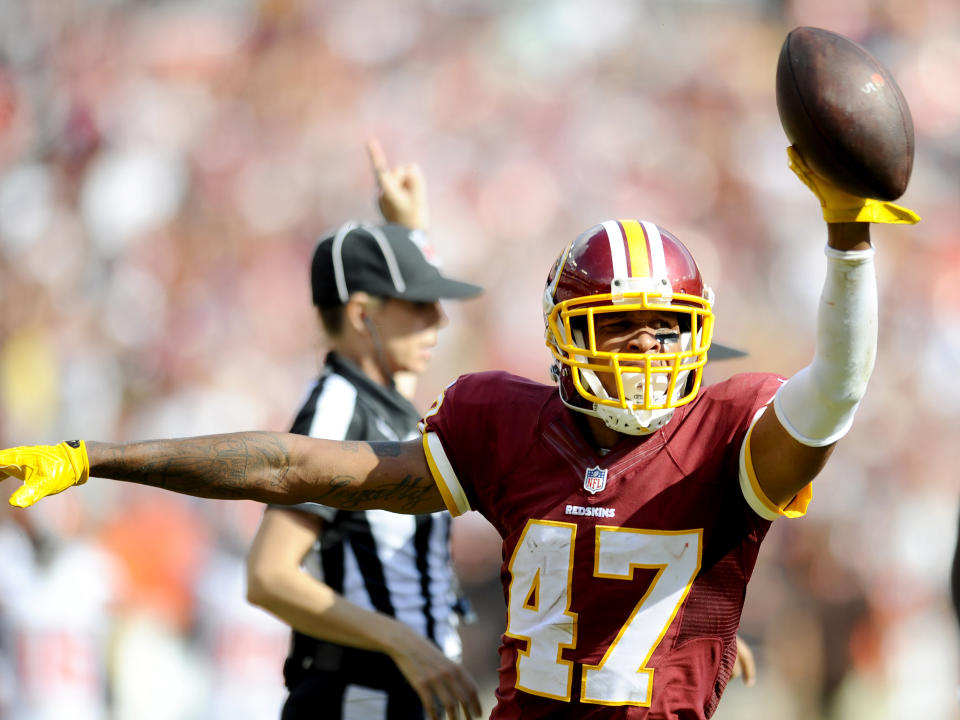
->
[547,288,713,434]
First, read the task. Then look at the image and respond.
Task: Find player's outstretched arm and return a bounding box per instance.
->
[0,434,445,514]
[748,148,919,508]
[748,222,872,505]
[247,508,481,720]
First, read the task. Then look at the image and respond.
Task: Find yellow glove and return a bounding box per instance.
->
[787,146,920,224]
[0,440,90,508]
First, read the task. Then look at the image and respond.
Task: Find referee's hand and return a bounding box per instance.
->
[731,635,756,687]
[386,627,482,719]
[367,137,429,231]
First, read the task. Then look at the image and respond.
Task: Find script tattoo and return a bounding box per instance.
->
[93,433,292,501]
[320,473,434,512]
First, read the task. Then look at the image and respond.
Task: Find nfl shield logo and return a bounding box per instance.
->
[583,466,607,494]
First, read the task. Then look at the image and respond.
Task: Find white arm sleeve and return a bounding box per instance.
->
[773,245,877,447]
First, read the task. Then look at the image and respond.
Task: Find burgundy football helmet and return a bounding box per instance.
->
[543,219,715,435]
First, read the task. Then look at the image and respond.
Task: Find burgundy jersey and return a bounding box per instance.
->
[420,371,807,719]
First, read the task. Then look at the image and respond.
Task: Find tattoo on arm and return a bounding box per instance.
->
[89,434,437,511]
[92,433,292,501]
[371,442,403,458]
[318,473,434,512]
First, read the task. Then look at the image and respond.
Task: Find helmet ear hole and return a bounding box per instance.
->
[549,360,562,383]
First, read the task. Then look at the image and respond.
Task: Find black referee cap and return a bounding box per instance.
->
[311,222,482,307]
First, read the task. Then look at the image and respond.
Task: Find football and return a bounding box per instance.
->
[776,26,914,200]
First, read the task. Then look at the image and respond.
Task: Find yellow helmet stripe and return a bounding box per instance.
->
[620,219,651,278]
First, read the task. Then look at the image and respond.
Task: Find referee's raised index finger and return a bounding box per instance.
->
[366,138,389,184]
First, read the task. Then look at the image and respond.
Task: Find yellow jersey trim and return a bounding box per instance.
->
[421,431,471,517]
[739,406,812,520]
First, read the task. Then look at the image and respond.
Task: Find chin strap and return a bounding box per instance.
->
[578,365,682,436]
[595,401,675,436]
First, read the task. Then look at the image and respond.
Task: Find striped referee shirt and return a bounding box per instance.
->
[279,352,462,682]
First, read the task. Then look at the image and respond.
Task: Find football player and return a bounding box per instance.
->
[0,148,919,719]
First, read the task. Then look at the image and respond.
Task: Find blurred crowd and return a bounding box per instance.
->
[0,0,958,718]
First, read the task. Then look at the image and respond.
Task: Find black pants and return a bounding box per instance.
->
[282,637,425,720]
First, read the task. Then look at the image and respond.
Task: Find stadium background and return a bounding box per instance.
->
[0,0,957,718]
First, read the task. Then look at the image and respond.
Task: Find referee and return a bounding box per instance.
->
[246,143,482,720]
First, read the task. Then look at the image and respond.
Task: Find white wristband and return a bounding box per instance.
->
[774,245,877,447]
